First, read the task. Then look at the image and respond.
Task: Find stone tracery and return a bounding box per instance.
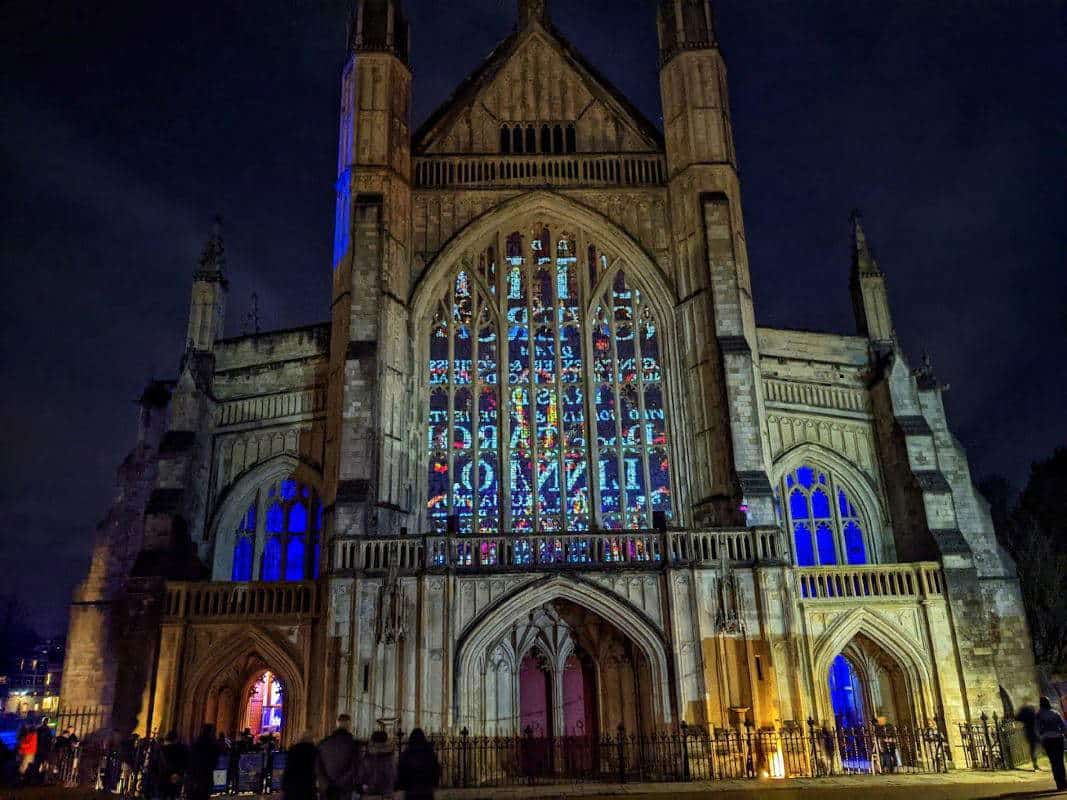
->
[424,216,673,534]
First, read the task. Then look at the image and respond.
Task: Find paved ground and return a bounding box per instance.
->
[2,772,1065,800]
[436,771,1065,800]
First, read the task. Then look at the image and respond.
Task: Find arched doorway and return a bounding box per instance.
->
[825,635,917,727]
[474,598,654,737]
[188,640,304,747]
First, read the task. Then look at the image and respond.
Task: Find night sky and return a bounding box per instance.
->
[2,0,1064,637]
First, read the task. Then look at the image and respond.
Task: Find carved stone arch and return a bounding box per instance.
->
[811,607,934,725]
[208,454,324,580]
[454,574,673,731]
[409,190,689,531]
[772,442,891,563]
[409,191,675,329]
[181,625,306,747]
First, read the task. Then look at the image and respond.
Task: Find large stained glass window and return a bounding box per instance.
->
[425,221,672,532]
[229,476,322,581]
[778,465,870,566]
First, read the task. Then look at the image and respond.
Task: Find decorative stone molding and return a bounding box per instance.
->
[216,387,327,428]
[765,414,876,474]
[763,378,869,414]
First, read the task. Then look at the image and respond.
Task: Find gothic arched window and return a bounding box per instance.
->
[424,221,673,533]
[228,477,322,581]
[778,465,869,566]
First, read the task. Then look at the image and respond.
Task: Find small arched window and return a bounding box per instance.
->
[540,124,551,154]
[228,476,322,582]
[565,124,576,153]
[500,126,511,154]
[552,125,564,154]
[512,126,524,154]
[525,125,536,154]
[778,464,869,566]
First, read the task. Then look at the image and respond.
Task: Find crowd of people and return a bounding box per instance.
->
[0,714,441,799]
[175,714,439,800]
[0,717,80,786]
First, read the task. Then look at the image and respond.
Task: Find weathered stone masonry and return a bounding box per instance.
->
[62,0,1035,753]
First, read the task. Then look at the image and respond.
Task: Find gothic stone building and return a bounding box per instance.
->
[61,0,1035,751]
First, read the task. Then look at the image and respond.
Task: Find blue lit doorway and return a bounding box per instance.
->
[828,654,866,727]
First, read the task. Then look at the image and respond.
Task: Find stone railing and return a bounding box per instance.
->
[216,386,327,427]
[796,562,945,601]
[762,378,869,414]
[163,581,317,620]
[667,527,782,564]
[332,527,783,575]
[413,152,667,189]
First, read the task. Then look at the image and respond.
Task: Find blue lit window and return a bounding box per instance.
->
[423,223,673,533]
[231,501,257,581]
[285,535,305,581]
[843,521,866,565]
[794,523,815,566]
[229,477,322,582]
[262,536,282,581]
[816,524,837,565]
[779,464,870,566]
[231,536,253,581]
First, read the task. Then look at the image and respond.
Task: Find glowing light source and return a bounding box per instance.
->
[425,226,672,532]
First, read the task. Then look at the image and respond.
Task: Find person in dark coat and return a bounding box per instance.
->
[1016,705,1041,770]
[158,730,189,800]
[1036,696,1067,791]
[316,714,360,800]
[356,730,396,799]
[186,724,219,800]
[281,730,317,800]
[34,719,53,782]
[397,729,440,800]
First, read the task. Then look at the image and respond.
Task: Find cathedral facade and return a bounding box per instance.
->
[61,0,1035,754]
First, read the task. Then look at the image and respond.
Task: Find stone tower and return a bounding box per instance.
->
[325,0,414,544]
[657,0,773,528]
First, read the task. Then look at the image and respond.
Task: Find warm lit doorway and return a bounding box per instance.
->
[243,670,284,738]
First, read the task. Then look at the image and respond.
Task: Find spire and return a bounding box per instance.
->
[849,210,894,343]
[518,0,549,28]
[196,215,226,280]
[850,209,881,276]
[186,216,229,352]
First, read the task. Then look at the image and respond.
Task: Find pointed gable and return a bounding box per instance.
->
[414,23,662,155]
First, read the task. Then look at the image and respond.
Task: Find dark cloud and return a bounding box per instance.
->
[2,0,1064,636]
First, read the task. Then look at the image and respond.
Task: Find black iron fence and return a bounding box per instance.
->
[957,713,1032,771]
[424,721,948,788]
[30,719,955,795]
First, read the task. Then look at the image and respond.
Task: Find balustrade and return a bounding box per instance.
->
[413,152,666,189]
[163,580,316,619]
[796,562,944,601]
[332,527,782,574]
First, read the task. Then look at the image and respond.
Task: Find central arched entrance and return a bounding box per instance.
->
[459,584,671,738]
[510,602,613,739]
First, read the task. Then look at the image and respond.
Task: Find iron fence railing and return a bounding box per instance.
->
[422,722,949,787]
[32,719,955,795]
[957,713,1032,771]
